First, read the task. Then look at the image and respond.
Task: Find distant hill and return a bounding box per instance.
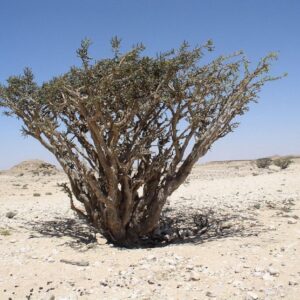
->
[4,159,61,176]
[202,155,300,166]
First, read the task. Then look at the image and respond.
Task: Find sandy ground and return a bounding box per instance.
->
[0,158,299,300]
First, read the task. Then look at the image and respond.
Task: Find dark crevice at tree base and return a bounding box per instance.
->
[0,38,281,246]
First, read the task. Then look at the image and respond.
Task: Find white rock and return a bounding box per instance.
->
[47,257,55,263]
[262,273,273,281]
[188,272,200,281]
[246,291,259,300]
[280,292,286,298]
[253,271,263,277]
[146,255,157,261]
[267,267,279,276]
[95,233,107,245]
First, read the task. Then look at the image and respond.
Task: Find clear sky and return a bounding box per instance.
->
[0,0,299,169]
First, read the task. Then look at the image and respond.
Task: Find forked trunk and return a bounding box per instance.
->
[87,191,168,246]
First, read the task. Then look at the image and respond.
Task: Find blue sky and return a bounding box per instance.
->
[0,0,299,169]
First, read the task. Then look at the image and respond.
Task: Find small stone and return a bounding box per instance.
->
[60,259,89,267]
[205,291,216,298]
[47,257,55,263]
[147,279,155,285]
[164,234,171,241]
[288,280,298,286]
[178,229,185,237]
[189,272,200,281]
[280,292,286,298]
[99,280,108,287]
[186,265,194,271]
[246,291,258,300]
[95,233,107,245]
[288,220,297,224]
[146,255,157,261]
[6,211,17,219]
[221,221,234,229]
[262,273,273,281]
[253,271,263,277]
[267,267,279,276]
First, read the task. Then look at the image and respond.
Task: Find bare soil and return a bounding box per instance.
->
[0,158,299,299]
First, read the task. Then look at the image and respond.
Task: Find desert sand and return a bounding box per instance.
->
[0,158,299,300]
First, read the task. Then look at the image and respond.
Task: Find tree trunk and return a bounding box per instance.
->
[84,192,167,246]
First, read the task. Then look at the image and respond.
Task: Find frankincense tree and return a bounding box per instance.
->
[0,38,280,245]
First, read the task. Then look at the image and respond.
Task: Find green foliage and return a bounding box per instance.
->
[0,227,11,236]
[273,157,293,169]
[256,157,293,170]
[76,38,92,68]
[256,158,272,169]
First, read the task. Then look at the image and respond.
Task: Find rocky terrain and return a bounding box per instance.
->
[0,158,299,299]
